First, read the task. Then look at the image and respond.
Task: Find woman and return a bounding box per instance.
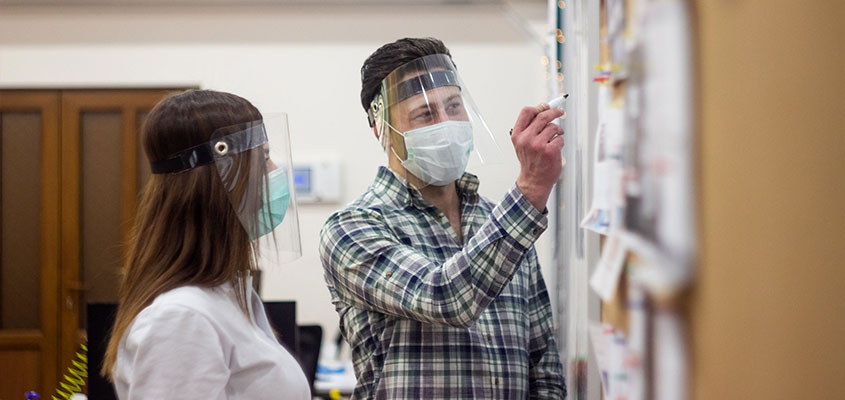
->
[102,90,310,399]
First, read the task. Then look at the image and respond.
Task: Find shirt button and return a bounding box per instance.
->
[533,227,541,236]
[486,334,492,341]
[494,378,499,385]
[385,271,392,278]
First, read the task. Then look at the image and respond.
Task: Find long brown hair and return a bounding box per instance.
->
[102,90,264,378]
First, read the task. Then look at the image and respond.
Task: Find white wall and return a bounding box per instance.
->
[0,4,552,345]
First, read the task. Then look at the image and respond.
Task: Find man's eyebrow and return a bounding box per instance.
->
[408,103,431,116]
[444,94,461,103]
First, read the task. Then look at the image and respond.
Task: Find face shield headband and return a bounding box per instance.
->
[149,122,267,174]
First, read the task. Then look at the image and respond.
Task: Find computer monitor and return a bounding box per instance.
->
[87,303,119,400]
[297,324,323,392]
[262,301,298,351]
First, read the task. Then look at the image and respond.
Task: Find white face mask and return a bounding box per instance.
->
[395,120,474,186]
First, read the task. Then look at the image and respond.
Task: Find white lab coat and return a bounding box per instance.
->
[112,280,310,400]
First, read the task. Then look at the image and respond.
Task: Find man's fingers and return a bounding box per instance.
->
[537,123,563,143]
[526,109,565,135]
[548,134,565,150]
[512,106,542,135]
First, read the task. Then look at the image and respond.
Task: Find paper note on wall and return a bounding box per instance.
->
[581,86,625,235]
[590,234,627,302]
[654,312,687,400]
[590,323,646,400]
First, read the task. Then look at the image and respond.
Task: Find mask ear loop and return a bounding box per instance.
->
[382,119,429,198]
[383,120,407,158]
[385,122,413,195]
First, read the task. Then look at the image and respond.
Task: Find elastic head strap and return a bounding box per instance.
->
[149,123,268,174]
[149,141,217,174]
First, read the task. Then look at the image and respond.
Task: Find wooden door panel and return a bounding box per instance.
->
[80,111,124,308]
[1,112,43,330]
[0,90,61,399]
[0,348,41,398]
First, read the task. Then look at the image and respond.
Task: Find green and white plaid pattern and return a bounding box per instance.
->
[320,167,565,399]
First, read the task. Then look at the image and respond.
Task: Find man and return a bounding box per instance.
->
[320,37,566,399]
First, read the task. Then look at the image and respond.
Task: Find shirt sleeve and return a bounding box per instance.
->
[319,184,547,328]
[120,304,230,400]
[525,251,567,399]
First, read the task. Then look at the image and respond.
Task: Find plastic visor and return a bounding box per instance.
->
[211,114,302,264]
[368,53,503,188]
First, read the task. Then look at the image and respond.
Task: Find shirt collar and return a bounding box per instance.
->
[371,166,480,208]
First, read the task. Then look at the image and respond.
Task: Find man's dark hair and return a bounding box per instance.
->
[360,37,453,113]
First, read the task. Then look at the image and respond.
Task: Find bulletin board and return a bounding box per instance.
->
[564,1,845,400]
[564,0,698,399]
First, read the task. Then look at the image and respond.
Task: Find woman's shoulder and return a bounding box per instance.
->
[131,285,237,332]
[154,284,231,311]
[155,283,229,305]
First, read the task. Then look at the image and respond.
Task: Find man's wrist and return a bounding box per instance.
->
[515,178,550,213]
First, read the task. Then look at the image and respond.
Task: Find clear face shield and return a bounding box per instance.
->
[368,53,503,189]
[150,113,302,265]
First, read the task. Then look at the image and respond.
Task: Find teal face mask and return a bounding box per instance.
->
[253,168,290,239]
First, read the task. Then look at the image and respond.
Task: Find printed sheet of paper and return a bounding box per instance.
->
[589,323,645,400]
[581,87,625,235]
[654,313,688,400]
[589,234,627,302]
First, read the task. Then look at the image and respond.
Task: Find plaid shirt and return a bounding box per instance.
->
[320,167,565,399]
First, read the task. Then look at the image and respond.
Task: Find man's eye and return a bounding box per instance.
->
[447,102,467,118]
[412,111,433,121]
